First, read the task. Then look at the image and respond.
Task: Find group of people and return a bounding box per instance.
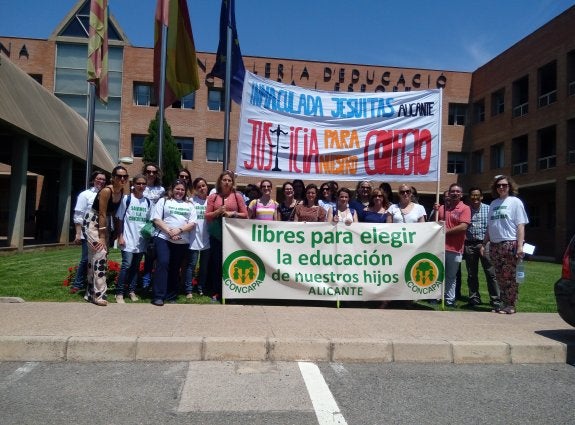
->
[70,166,528,313]
[436,176,529,314]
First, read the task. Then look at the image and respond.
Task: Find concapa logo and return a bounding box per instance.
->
[223,250,266,294]
[403,252,444,295]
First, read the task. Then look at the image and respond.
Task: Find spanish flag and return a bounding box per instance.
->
[154,0,200,109]
[87,0,109,104]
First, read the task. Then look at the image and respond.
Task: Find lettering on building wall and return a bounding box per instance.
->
[0,42,29,59]
[203,58,448,91]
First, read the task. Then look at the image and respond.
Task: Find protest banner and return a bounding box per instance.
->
[222,219,445,301]
[236,72,442,181]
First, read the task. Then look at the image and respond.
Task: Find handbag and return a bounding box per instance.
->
[140,221,155,239]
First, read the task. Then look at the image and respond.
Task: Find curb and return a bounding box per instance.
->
[0,335,568,364]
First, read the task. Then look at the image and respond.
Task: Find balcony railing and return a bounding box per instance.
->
[538,155,557,170]
[512,161,528,175]
[538,90,557,107]
[512,102,528,118]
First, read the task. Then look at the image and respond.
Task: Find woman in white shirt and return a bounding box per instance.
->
[386,184,427,223]
[114,174,152,303]
[184,177,210,298]
[327,188,358,225]
[151,179,197,306]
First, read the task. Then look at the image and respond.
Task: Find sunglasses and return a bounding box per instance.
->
[145,170,157,175]
[115,174,129,180]
[496,183,509,188]
[399,190,412,195]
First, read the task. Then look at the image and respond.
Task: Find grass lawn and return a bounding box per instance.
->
[0,246,561,311]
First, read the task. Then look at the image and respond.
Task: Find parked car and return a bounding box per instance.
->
[555,234,575,327]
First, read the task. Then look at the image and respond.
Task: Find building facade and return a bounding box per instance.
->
[0,0,573,258]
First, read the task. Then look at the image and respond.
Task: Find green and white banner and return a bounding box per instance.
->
[222,219,445,301]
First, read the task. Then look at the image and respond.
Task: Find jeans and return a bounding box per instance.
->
[152,237,188,302]
[184,249,210,294]
[444,251,462,305]
[464,242,500,304]
[116,251,144,296]
[72,239,88,290]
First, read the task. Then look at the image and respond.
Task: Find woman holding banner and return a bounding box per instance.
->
[206,171,248,303]
[327,188,358,225]
[293,184,327,222]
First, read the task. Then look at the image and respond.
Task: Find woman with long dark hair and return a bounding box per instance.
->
[293,183,326,222]
[205,171,248,302]
[82,166,127,306]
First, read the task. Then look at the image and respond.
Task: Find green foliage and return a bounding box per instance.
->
[142,111,182,186]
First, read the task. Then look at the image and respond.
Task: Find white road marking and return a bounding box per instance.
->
[299,362,348,425]
[2,362,39,388]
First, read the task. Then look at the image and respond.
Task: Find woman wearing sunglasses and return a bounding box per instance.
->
[386,184,426,223]
[82,166,127,306]
[480,175,529,315]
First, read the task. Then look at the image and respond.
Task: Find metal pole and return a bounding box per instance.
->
[222,6,233,171]
[85,82,96,189]
[157,23,168,171]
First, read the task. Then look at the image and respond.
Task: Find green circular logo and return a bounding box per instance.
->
[223,250,266,286]
[404,252,444,288]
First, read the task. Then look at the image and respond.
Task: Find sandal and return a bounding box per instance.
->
[498,306,516,314]
[491,306,501,313]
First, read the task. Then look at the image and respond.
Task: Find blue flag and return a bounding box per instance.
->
[210,0,246,104]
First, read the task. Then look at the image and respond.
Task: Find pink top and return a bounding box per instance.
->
[439,200,471,254]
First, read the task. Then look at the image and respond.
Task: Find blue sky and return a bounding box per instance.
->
[2,0,574,71]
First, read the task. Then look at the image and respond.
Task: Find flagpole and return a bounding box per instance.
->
[157,23,169,171]
[85,82,97,189]
[222,3,233,172]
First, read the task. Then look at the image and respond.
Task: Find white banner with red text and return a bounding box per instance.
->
[222,219,445,301]
[237,72,442,182]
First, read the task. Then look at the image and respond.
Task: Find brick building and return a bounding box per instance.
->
[0,0,573,258]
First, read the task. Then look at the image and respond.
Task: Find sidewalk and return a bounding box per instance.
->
[0,301,573,364]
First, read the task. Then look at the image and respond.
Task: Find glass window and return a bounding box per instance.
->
[175,137,194,160]
[132,134,146,158]
[134,83,156,106]
[206,139,224,162]
[173,92,196,109]
[491,89,505,116]
[473,99,485,123]
[538,126,556,170]
[448,103,467,126]
[472,150,484,174]
[447,152,466,174]
[490,143,505,169]
[512,76,529,118]
[208,88,224,111]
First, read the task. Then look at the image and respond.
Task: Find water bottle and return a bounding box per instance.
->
[516,259,525,284]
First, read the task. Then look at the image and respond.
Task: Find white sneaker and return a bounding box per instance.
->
[129,292,139,302]
[186,293,193,299]
[115,294,125,304]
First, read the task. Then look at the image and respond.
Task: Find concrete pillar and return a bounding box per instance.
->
[8,136,28,250]
[57,157,73,244]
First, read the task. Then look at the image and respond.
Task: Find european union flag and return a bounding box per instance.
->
[210,0,246,104]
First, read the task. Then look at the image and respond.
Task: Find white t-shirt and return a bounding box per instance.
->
[487,196,529,243]
[152,198,197,245]
[189,195,210,251]
[143,185,165,205]
[387,203,427,223]
[115,194,152,253]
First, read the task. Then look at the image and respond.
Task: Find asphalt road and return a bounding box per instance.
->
[1,361,574,424]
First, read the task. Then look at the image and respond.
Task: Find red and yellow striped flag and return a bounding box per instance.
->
[154,0,200,109]
[87,0,109,104]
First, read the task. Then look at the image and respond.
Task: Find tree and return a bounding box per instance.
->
[142,111,182,186]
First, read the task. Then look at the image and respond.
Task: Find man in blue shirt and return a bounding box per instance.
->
[465,187,500,308]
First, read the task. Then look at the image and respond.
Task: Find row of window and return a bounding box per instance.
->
[448,119,575,174]
[133,84,226,111]
[131,135,225,162]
